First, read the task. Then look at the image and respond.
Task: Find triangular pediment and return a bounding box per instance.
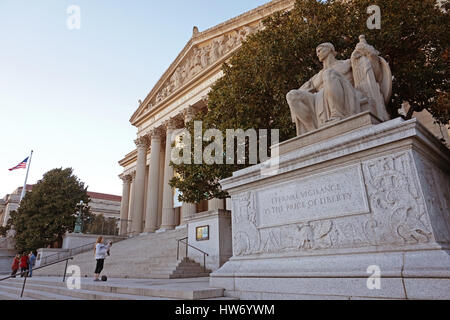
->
[130,0,295,125]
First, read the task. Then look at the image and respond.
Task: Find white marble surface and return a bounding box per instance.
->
[212,116,450,300]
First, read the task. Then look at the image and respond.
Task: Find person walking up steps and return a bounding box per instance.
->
[93,237,112,281]
[11,254,20,278]
[28,251,36,277]
[19,253,29,277]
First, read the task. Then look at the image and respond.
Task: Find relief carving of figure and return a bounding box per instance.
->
[225,31,238,51]
[200,46,210,68]
[287,36,392,136]
[238,26,254,44]
[210,36,225,62]
[171,67,182,89]
[190,47,203,76]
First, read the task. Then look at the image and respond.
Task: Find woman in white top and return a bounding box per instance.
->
[93,236,112,281]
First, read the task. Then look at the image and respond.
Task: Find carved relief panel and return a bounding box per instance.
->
[231,151,437,258]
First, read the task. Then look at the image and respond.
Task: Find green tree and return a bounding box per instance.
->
[4,168,91,252]
[85,214,119,236]
[171,0,449,204]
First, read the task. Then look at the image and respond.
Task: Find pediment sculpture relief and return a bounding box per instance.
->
[151,24,260,106]
[287,35,392,136]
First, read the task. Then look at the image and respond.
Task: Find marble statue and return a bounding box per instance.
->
[287,35,392,136]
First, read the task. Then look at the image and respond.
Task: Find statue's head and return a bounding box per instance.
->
[316,43,336,62]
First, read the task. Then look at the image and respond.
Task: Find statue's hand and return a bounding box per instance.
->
[356,43,379,57]
[353,36,379,59]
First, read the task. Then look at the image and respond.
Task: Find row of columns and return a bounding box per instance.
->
[118,107,225,236]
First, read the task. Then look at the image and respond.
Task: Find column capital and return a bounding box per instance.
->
[182,106,198,124]
[146,127,164,141]
[134,136,149,149]
[119,174,132,183]
[163,117,184,131]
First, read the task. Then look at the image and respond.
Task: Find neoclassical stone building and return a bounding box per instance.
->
[118,0,450,237]
[118,0,296,236]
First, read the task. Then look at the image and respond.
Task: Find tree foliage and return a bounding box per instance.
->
[84,214,119,236]
[4,168,91,252]
[171,0,449,203]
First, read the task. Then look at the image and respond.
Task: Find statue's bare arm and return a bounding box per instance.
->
[299,73,321,93]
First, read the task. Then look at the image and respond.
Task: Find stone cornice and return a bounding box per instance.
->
[118,149,137,167]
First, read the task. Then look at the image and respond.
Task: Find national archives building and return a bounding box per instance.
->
[118,0,296,236]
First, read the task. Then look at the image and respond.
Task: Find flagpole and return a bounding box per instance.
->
[20,150,33,202]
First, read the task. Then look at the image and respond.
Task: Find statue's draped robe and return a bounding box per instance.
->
[287,54,391,136]
[287,59,362,135]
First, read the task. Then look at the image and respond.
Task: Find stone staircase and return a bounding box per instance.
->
[32,227,211,279]
[151,257,212,279]
[0,277,230,300]
[0,249,15,275]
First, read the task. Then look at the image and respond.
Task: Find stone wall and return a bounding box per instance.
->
[211,115,450,299]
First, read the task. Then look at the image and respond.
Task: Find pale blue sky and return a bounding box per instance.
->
[0,0,268,197]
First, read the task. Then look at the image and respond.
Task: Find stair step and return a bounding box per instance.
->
[0,290,34,300]
[0,283,81,300]
[1,277,225,300]
[0,280,173,300]
[170,274,211,279]
[175,266,209,271]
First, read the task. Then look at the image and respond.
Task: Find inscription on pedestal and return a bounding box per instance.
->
[257,165,369,228]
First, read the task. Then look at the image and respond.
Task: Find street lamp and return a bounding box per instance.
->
[74,200,88,234]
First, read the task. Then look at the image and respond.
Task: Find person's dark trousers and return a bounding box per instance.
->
[95,259,105,274]
[11,269,18,278]
[20,268,28,277]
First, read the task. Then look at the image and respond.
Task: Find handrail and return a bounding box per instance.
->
[0,256,74,298]
[38,234,129,267]
[176,237,209,272]
[38,241,97,267]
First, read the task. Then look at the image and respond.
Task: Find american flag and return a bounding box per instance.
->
[8,157,29,171]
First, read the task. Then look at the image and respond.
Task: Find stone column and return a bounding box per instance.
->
[131,136,149,235]
[127,172,136,235]
[119,174,132,236]
[208,198,225,211]
[159,120,178,231]
[181,203,196,225]
[144,130,162,233]
[179,107,198,225]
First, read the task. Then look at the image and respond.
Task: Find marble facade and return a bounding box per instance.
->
[118,0,296,236]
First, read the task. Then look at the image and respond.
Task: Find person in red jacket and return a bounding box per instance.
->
[19,253,29,277]
[11,254,20,278]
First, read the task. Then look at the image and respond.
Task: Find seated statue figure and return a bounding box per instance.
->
[287,35,392,136]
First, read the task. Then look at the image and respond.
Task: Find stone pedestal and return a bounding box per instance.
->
[187,210,232,272]
[210,114,450,300]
